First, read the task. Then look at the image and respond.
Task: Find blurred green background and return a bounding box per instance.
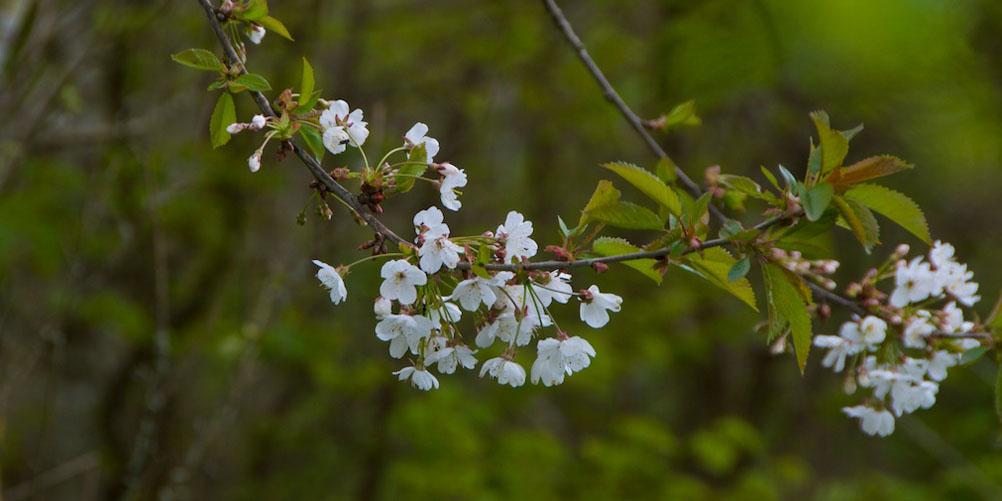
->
[2,0,1002,499]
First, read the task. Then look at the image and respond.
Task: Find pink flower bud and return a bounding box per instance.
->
[226,123,245,134]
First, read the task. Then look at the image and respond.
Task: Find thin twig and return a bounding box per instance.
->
[194,0,410,248]
[539,0,725,222]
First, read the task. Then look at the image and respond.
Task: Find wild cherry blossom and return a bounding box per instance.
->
[496,211,537,262]
[425,343,477,374]
[312,259,347,304]
[418,230,462,274]
[375,313,433,358]
[812,333,862,373]
[429,302,463,329]
[246,23,265,44]
[379,259,427,305]
[452,277,499,311]
[579,285,622,328]
[248,152,261,172]
[438,162,467,211]
[530,335,596,386]
[890,257,935,308]
[842,405,895,437]
[480,357,526,387]
[927,350,958,382]
[404,122,440,162]
[320,100,369,147]
[373,297,392,318]
[413,206,448,238]
[394,366,439,391]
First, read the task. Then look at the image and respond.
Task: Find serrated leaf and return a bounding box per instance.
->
[833,195,879,252]
[810,110,849,175]
[680,248,758,311]
[763,262,812,372]
[807,139,822,175]
[728,257,750,282]
[586,201,664,230]
[258,15,294,41]
[719,174,778,203]
[579,180,622,226]
[760,166,780,191]
[601,162,682,216]
[235,73,271,92]
[844,183,930,244]
[171,48,223,72]
[391,143,427,194]
[472,265,490,279]
[643,228,683,251]
[209,92,235,149]
[298,127,324,161]
[655,100,700,130]
[592,237,661,284]
[828,155,912,190]
[299,58,314,104]
[802,182,834,221]
[719,219,743,239]
[842,123,864,141]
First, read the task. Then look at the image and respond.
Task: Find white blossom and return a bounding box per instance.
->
[857,316,887,345]
[246,23,265,44]
[530,336,596,386]
[531,271,574,306]
[404,122,440,162]
[248,152,261,172]
[452,277,498,311]
[939,261,980,306]
[375,313,433,358]
[394,366,439,391]
[496,211,537,262]
[425,344,477,374]
[418,233,462,274]
[579,285,622,328]
[927,350,958,382]
[902,311,934,349]
[813,335,861,372]
[413,206,448,238]
[890,257,936,308]
[379,259,427,305]
[480,357,526,387]
[251,114,267,130]
[320,100,369,147]
[429,302,463,329]
[842,405,895,437]
[312,259,347,304]
[475,310,542,348]
[373,297,392,318]
[929,241,955,268]
[226,122,245,134]
[438,162,467,211]
[322,125,350,155]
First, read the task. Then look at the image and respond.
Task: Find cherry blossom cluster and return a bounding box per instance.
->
[813,241,983,436]
[301,105,623,390]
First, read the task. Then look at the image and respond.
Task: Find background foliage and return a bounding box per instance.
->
[2,0,1002,499]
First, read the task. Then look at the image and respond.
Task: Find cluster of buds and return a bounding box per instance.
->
[769,247,839,291]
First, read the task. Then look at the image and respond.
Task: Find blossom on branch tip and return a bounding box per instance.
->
[579,285,622,328]
[379,259,427,305]
[480,357,526,387]
[394,366,439,391]
[320,100,369,147]
[404,122,440,162]
[438,162,467,211]
[312,259,347,304]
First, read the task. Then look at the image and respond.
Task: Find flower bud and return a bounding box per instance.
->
[591,262,609,274]
[894,244,910,258]
[227,122,246,134]
[251,114,267,130]
[374,297,392,318]
[248,152,262,172]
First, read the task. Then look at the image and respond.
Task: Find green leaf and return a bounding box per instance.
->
[760,166,780,191]
[828,155,912,190]
[680,248,758,311]
[655,157,677,184]
[802,182,834,221]
[996,364,1002,428]
[763,262,812,372]
[299,58,314,104]
[171,48,223,72]
[298,127,324,161]
[579,180,621,226]
[728,257,750,282]
[240,0,268,21]
[294,90,321,114]
[601,162,682,216]
[987,289,1002,330]
[472,265,490,279]
[777,165,798,192]
[832,195,880,252]
[258,15,294,41]
[718,219,743,239]
[392,143,427,193]
[806,139,822,175]
[844,183,931,244]
[234,73,271,92]
[476,243,491,266]
[810,110,849,175]
[654,100,701,130]
[842,123,865,141]
[592,237,662,284]
[960,346,991,366]
[719,174,778,204]
[209,92,236,149]
[586,201,664,231]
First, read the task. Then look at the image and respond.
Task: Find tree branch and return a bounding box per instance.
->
[194,0,410,248]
